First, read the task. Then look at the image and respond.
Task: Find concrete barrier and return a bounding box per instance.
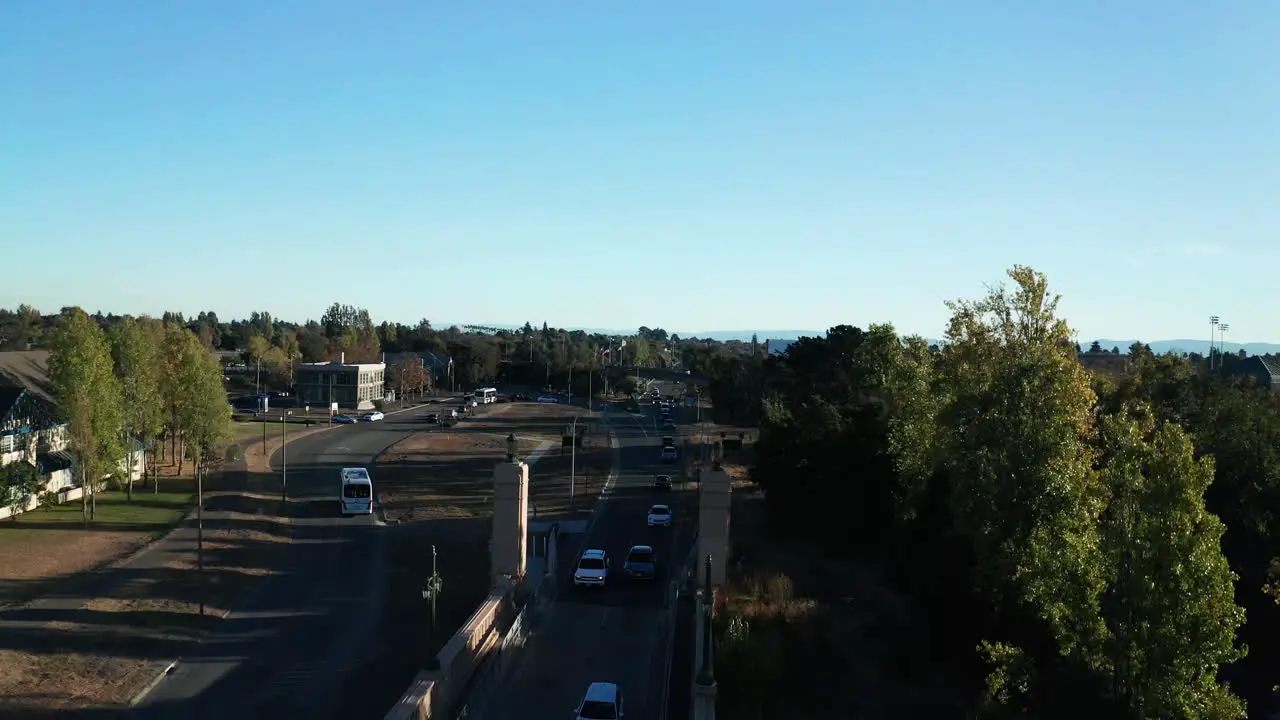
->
[383,583,518,720]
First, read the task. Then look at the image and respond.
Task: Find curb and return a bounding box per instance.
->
[129,660,177,706]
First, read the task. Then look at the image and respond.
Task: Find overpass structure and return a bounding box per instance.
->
[384,380,733,720]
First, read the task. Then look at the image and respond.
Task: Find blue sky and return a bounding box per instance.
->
[2,2,1277,342]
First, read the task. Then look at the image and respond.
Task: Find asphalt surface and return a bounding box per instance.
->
[485,384,696,719]
[131,398,457,720]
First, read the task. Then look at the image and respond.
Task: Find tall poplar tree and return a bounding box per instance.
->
[111,316,164,500]
[47,308,123,523]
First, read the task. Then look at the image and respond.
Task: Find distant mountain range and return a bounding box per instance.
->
[1087,339,1280,356]
[442,323,1280,357]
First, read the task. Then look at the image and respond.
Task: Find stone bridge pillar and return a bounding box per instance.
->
[697,464,732,587]
[491,460,529,587]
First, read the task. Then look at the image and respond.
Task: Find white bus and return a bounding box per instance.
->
[473,387,498,404]
[339,467,374,516]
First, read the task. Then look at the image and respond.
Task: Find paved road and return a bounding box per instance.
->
[132,398,457,720]
[485,397,696,719]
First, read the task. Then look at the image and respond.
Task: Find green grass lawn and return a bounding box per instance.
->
[11,487,194,531]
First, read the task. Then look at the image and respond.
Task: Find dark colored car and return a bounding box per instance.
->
[653,475,672,491]
[425,413,439,424]
[623,545,656,580]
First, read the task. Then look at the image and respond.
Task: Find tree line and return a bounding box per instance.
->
[1,302,762,397]
[704,266,1277,718]
[1,309,231,522]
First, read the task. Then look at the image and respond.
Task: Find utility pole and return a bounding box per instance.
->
[1219,323,1230,369]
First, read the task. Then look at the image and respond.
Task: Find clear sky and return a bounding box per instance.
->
[2,2,1277,341]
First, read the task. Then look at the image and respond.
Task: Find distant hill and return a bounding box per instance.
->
[1088,339,1280,356]
[440,324,1279,356]
[678,330,824,342]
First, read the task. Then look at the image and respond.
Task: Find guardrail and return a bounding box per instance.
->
[385,522,562,720]
[383,582,519,720]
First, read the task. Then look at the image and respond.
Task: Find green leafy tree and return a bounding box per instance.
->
[159,322,191,475]
[0,460,43,520]
[111,316,164,501]
[1097,406,1247,718]
[934,266,1109,700]
[175,329,232,492]
[47,308,123,523]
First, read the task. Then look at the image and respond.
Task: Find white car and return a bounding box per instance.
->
[573,549,609,588]
[574,681,624,719]
[359,411,385,422]
[647,504,672,527]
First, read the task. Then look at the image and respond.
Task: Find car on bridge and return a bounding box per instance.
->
[647,504,672,527]
[573,549,610,588]
[574,681,624,719]
[623,545,656,580]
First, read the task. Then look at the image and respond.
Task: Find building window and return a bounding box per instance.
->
[0,433,15,454]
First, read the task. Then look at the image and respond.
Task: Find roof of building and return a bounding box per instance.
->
[297,361,385,370]
[0,350,55,403]
[1255,356,1280,380]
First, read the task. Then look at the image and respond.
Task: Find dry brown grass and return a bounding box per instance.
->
[0,644,155,711]
[377,402,613,526]
[378,431,545,525]
[242,423,333,473]
[0,531,157,588]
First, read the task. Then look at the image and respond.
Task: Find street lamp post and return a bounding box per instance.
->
[421,544,444,670]
[696,553,715,686]
[506,433,518,463]
[281,410,292,504]
[570,415,580,511]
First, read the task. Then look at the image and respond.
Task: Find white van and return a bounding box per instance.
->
[339,467,374,516]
